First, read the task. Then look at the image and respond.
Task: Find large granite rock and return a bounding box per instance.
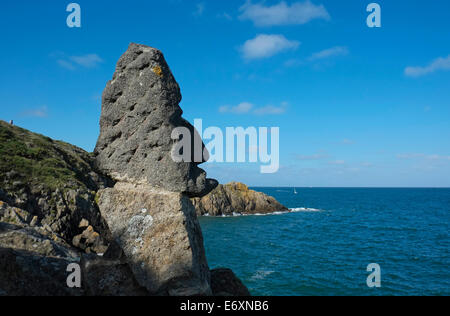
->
[94,43,217,198]
[192,182,289,216]
[97,182,211,295]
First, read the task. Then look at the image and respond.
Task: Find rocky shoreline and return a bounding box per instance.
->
[0,43,284,296]
[192,182,288,217]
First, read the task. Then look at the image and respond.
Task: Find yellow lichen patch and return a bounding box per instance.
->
[152,66,163,77]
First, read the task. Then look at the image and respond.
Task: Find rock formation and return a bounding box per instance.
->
[192,182,289,216]
[93,43,220,296]
[97,183,211,295]
[210,268,251,296]
[0,43,251,296]
[94,43,217,197]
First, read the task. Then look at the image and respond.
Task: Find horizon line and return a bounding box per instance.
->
[248,186,450,189]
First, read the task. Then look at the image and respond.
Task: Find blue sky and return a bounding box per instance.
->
[1,0,449,187]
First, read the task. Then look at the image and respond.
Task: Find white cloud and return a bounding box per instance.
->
[193,3,205,17]
[405,55,450,77]
[329,160,346,165]
[57,54,103,70]
[219,101,288,115]
[397,153,450,161]
[219,102,254,114]
[309,46,349,61]
[239,0,330,27]
[21,106,49,118]
[296,153,328,161]
[253,102,288,115]
[341,138,354,145]
[70,54,103,68]
[284,46,349,68]
[284,58,304,68]
[217,12,232,20]
[57,59,76,70]
[241,34,300,60]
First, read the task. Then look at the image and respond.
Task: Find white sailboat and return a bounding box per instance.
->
[294,188,298,195]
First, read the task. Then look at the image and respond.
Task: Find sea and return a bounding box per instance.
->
[199,188,450,296]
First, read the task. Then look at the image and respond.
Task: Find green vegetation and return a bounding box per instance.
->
[0,120,95,191]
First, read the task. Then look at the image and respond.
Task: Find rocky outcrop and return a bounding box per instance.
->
[0,222,146,296]
[0,121,110,253]
[210,268,251,296]
[93,43,217,296]
[97,182,211,295]
[0,43,250,297]
[0,222,84,296]
[94,43,217,197]
[80,253,148,296]
[192,182,288,216]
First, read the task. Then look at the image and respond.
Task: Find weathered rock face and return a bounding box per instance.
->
[97,182,211,295]
[0,222,84,296]
[0,222,145,296]
[0,121,111,253]
[94,43,218,296]
[210,268,251,296]
[94,43,217,197]
[80,253,148,296]
[0,43,251,296]
[192,182,289,216]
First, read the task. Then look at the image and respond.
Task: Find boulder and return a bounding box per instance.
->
[210,268,251,296]
[97,182,211,295]
[0,222,83,296]
[192,182,289,216]
[80,253,148,296]
[94,43,217,197]
[0,222,146,296]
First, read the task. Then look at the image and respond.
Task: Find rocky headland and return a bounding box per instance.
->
[192,182,289,216]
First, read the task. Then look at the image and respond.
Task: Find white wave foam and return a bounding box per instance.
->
[202,207,323,218]
[290,207,322,213]
[250,270,275,281]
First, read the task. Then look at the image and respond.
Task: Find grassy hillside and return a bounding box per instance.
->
[0,120,97,191]
[0,120,111,245]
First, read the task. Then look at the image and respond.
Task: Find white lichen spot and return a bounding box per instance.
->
[127,214,154,238]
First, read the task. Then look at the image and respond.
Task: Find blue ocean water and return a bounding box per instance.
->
[199,188,450,296]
